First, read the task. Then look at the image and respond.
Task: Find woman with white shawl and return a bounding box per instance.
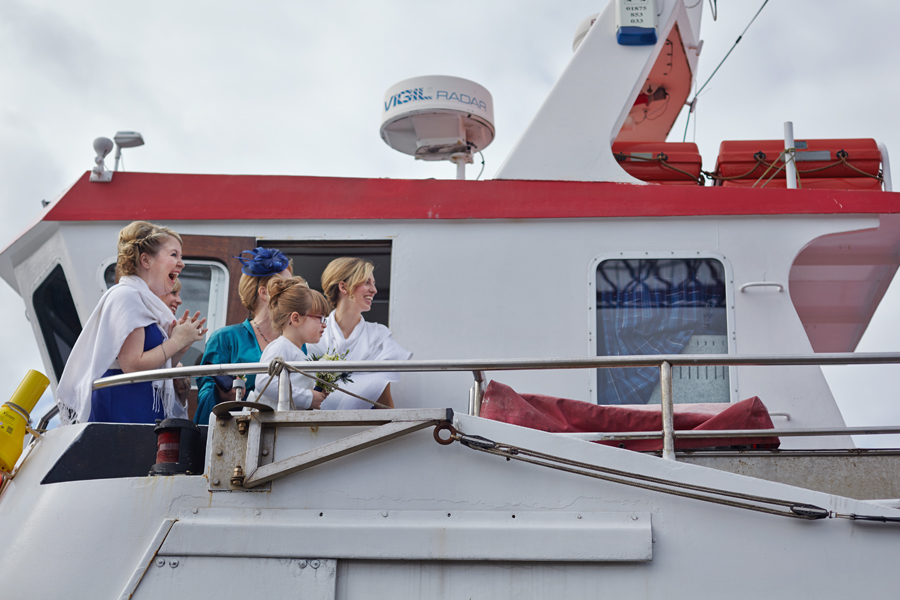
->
[305,257,411,410]
[56,221,206,425]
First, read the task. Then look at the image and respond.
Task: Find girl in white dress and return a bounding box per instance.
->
[255,277,332,410]
[305,257,412,410]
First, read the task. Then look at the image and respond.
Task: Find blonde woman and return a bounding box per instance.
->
[193,247,293,423]
[57,221,206,424]
[254,277,332,410]
[305,257,411,410]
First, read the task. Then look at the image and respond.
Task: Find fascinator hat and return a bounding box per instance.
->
[235,247,290,277]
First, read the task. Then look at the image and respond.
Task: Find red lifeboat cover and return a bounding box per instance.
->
[480,380,779,451]
[721,177,883,191]
[612,142,702,184]
[714,138,881,181]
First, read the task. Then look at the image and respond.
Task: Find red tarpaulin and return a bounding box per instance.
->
[480,381,780,451]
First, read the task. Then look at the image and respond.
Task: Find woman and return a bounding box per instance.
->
[306,257,411,409]
[254,277,331,410]
[193,247,294,423]
[56,221,207,425]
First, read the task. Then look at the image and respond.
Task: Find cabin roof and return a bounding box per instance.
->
[41,172,900,222]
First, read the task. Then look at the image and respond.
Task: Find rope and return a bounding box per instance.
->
[253,357,388,410]
[703,150,885,185]
[614,152,705,185]
[450,432,831,520]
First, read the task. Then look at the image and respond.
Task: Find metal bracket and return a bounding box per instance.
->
[240,408,454,489]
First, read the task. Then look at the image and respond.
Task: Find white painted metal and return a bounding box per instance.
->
[878,141,893,191]
[785,121,798,189]
[2,415,899,598]
[659,361,675,460]
[496,0,701,181]
[118,519,175,600]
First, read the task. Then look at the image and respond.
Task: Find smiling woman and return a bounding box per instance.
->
[55,221,207,425]
[305,257,412,409]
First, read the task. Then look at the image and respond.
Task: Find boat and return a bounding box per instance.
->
[1,0,899,597]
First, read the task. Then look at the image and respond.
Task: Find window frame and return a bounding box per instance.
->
[586,250,738,405]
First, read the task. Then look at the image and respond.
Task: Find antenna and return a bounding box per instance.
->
[380,76,495,180]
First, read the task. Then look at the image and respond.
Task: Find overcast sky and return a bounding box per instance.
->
[2,0,899,444]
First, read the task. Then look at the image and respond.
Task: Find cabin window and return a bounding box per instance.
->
[104,260,229,366]
[33,265,82,380]
[268,241,393,327]
[595,258,730,405]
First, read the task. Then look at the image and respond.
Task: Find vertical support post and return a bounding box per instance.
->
[660,361,675,461]
[277,370,292,412]
[877,142,893,192]
[784,121,798,189]
[470,371,485,417]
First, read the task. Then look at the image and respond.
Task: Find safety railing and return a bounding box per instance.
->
[84,351,900,461]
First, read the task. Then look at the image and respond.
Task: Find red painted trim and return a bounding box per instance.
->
[44,172,900,222]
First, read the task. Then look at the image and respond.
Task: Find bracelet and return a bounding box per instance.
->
[161,343,168,362]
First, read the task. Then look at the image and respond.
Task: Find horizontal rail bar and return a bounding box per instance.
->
[560,426,900,442]
[93,352,900,389]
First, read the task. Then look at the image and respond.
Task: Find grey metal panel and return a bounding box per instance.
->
[132,556,336,599]
[160,509,652,562]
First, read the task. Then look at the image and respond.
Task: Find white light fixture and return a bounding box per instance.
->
[113,131,145,171]
[89,137,114,183]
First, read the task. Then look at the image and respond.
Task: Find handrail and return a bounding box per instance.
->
[92,351,900,388]
[84,351,900,462]
[560,426,900,442]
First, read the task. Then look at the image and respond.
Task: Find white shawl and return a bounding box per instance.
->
[306,312,412,410]
[56,275,184,425]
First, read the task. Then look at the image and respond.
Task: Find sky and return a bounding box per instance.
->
[2,0,900,444]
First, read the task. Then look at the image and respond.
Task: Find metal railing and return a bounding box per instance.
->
[82,351,900,460]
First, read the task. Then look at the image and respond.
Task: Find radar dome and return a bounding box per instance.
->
[379,75,495,163]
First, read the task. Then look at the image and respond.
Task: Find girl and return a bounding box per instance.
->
[194,247,293,424]
[305,257,411,410]
[255,277,332,410]
[57,221,206,424]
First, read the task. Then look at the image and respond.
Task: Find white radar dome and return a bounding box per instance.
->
[380,75,495,162]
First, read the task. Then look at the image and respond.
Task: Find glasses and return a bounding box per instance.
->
[305,314,327,324]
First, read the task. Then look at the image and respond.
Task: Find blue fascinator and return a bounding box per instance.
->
[234,247,290,277]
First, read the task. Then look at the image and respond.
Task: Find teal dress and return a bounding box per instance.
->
[194,320,261,424]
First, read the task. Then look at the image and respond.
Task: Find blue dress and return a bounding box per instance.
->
[88,324,166,423]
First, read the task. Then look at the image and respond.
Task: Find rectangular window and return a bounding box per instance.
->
[33,264,82,380]
[595,258,730,405]
[267,241,393,327]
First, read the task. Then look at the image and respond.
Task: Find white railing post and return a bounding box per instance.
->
[277,370,292,412]
[470,371,485,417]
[660,361,675,460]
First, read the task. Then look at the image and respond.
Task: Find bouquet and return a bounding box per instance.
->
[307,349,354,394]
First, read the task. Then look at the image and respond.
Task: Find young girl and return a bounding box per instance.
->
[254,277,332,410]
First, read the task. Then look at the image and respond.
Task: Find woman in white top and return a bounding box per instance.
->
[255,277,332,410]
[305,257,412,410]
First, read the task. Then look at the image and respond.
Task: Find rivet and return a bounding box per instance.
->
[216,449,223,456]
[255,510,261,516]
[298,560,308,568]
[212,478,220,486]
[155,558,166,567]
[577,514,582,519]
[382,511,388,517]
[310,560,320,569]
[631,515,639,520]
[218,419,226,427]
[191,508,198,514]
[262,449,269,456]
[169,559,179,568]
